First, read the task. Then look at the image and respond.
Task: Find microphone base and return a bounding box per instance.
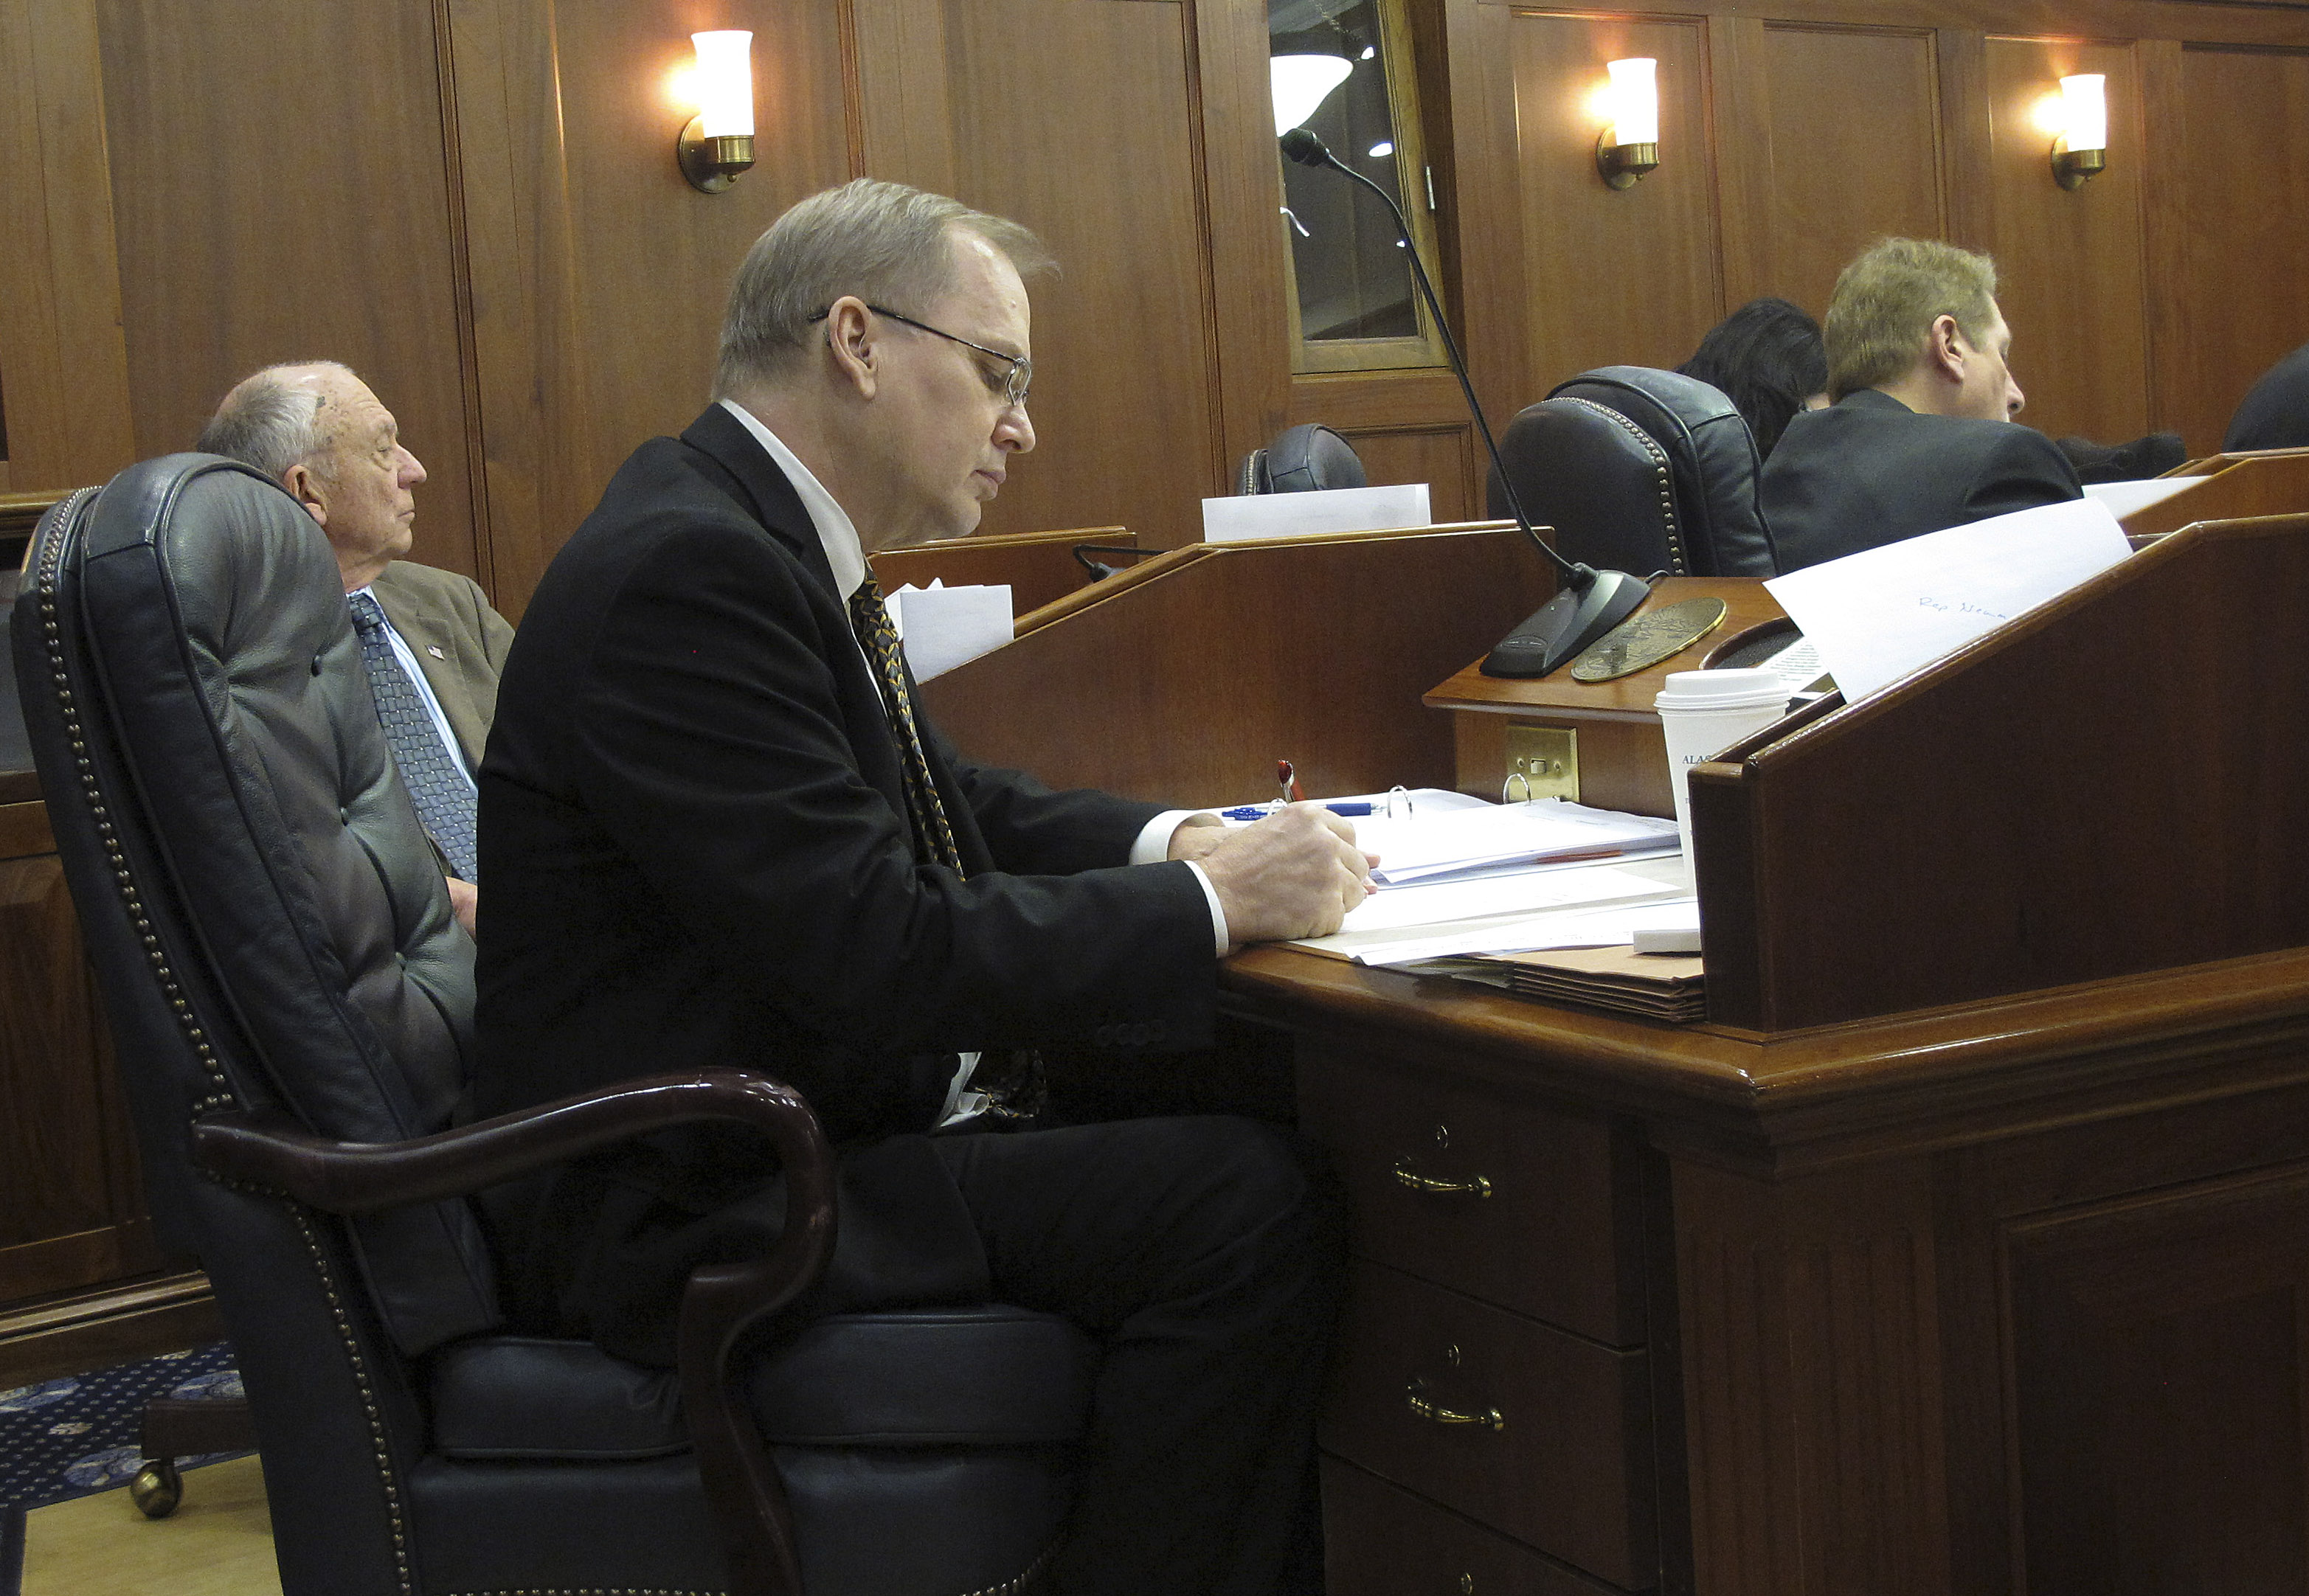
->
[1481,568,1651,679]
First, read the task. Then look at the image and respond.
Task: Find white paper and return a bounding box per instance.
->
[1289,856,1690,962]
[1359,895,1701,967]
[887,581,1014,681]
[1200,483,1431,544]
[1353,799,1678,887]
[1763,497,2132,704]
[2084,476,2202,521]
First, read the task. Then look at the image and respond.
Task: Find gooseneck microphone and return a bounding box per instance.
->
[1279,127,1648,677]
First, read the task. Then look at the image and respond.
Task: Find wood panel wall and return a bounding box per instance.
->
[1447,0,2309,461]
[7,0,2308,617]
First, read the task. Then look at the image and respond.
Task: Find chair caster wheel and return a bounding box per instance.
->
[130,1458,181,1518]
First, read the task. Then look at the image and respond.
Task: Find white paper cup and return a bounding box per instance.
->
[1655,668,1792,884]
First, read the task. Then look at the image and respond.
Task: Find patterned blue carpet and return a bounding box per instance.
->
[0,1343,246,1512]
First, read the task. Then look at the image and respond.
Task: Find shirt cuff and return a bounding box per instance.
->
[1182,861,1230,956]
[1127,811,1230,954]
[1128,809,1206,865]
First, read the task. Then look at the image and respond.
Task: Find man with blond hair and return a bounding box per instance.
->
[473,178,1368,1593]
[198,363,510,932]
[1761,236,2081,571]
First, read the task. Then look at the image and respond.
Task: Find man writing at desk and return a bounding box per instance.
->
[472,179,1370,1593]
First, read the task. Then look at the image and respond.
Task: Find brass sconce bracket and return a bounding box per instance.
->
[679,117,755,193]
[1596,128,1658,190]
[2052,139,2105,190]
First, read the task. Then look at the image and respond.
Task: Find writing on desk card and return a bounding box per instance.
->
[1200,482,1430,544]
[1764,496,2132,704]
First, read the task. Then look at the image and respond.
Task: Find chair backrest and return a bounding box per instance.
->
[13,454,497,1357]
[1489,366,1780,577]
[1236,423,1367,494]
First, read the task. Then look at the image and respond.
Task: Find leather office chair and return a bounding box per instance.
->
[13,454,1094,1596]
[1236,423,1366,493]
[1489,365,1782,577]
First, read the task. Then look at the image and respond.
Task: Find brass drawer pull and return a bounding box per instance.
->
[1405,1378,1505,1432]
[1393,1158,1492,1198]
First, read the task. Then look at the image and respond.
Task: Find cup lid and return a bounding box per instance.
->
[1655,667,1790,712]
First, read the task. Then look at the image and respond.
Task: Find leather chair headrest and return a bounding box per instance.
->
[1546,367,1780,577]
[1490,398,1684,577]
[1236,424,1367,494]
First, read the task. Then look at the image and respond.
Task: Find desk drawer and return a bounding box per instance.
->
[1301,1041,1644,1345]
[1322,1457,1638,1595]
[1323,1260,1655,1589]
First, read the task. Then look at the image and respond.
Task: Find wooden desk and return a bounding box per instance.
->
[1225,940,2309,1596]
[927,516,2309,1594]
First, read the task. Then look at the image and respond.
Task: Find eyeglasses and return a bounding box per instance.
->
[808,302,1032,409]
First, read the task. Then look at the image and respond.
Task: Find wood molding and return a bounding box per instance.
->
[0,0,134,497]
[1192,0,1295,473]
[0,1269,221,1387]
[846,0,958,192]
[1475,0,2309,48]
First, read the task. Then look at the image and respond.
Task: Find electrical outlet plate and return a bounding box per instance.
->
[1503,724,1579,802]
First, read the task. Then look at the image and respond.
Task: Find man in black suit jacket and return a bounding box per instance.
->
[473,179,1372,1595]
[2226,339,2309,451]
[1761,237,2082,572]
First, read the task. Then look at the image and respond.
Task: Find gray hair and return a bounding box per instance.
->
[196,361,354,479]
[714,178,1053,397]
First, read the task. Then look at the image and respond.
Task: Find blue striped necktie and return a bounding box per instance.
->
[347,591,480,882]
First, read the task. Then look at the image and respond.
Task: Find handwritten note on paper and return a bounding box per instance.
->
[1764,496,2133,704]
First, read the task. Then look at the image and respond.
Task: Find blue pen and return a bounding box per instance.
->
[1222,801,1373,821]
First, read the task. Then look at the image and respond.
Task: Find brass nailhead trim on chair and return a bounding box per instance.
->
[32,487,418,1596]
[1558,397,1686,576]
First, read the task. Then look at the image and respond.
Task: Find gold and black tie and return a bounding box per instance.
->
[847,576,966,874]
[846,576,1045,1120]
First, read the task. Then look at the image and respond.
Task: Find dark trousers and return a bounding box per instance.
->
[930,1116,1345,1596]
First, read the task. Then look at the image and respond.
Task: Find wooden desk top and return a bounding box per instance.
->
[1223,941,2309,1180]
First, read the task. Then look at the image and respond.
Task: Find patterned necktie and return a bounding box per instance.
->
[347,591,480,882]
[847,577,966,875]
[848,577,1045,1119]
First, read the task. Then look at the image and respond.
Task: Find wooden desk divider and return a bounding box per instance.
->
[1689,510,2309,1032]
[866,524,1131,617]
[2126,448,2309,537]
[918,521,1551,808]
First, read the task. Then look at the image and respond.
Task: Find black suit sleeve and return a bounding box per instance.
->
[1959,426,2085,524]
[560,520,1214,1058]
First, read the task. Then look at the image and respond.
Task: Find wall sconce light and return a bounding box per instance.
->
[2051,72,2107,190]
[1596,58,1660,190]
[678,30,755,193]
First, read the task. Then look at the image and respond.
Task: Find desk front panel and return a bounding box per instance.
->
[1325,1260,1655,1588]
[1320,1456,1633,1596]
[1301,1042,1647,1345]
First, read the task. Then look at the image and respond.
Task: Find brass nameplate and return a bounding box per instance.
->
[1503,724,1579,802]
[1569,597,1729,682]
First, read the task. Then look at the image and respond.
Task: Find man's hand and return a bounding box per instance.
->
[1190,805,1377,946]
[446,877,479,938]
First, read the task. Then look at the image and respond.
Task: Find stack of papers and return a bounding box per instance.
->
[1353,799,1678,887]
[1424,946,1707,1022]
[1228,788,1707,1019]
